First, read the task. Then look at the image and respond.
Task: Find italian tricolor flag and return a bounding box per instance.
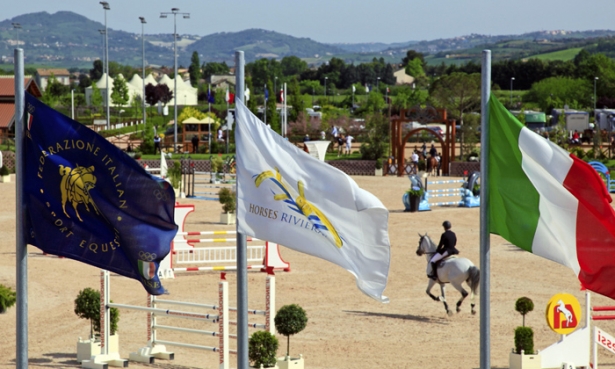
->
[489,94,615,299]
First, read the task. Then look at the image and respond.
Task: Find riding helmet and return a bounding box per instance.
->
[442,220,451,229]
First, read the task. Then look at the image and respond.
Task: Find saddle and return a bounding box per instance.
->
[437,255,458,269]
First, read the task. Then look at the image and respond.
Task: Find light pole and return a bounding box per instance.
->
[594,76,599,112]
[510,77,515,107]
[71,89,75,120]
[274,76,277,103]
[377,77,381,91]
[12,23,21,46]
[324,76,328,102]
[100,1,110,130]
[161,8,190,153]
[139,17,147,133]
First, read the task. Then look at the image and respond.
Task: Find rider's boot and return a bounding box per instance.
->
[428,262,437,280]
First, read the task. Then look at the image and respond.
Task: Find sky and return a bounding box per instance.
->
[4,0,615,44]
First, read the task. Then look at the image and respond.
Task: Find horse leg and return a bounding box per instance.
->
[440,284,452,316]
[425,279,439,302]
[451,281,469,313]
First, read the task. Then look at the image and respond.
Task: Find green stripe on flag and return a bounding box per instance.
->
[488,94,540,252]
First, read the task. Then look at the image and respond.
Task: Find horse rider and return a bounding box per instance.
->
[429,144,437,158]
[428,220,459,280]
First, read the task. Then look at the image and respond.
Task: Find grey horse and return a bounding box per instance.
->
[416,233,480,316]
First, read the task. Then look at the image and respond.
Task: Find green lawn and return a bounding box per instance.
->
[530,47,584,61]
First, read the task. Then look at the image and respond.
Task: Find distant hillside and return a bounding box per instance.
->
[187,29,344,62]
[1,10,615,69]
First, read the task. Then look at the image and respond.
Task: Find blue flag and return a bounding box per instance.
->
[264,87,269,102]
[24,93,177,295]
[207,90,215,104]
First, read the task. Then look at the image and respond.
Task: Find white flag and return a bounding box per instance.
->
[160,150,168,178]
[235,99,390,302]
[245,87,250,102]
[365,84,369,93]
[225,88,230,103]
[352,85,356,93]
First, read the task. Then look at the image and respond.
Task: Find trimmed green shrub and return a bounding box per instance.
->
[218,187,236,213]
[0,284,17,313]
[74,287,119,338]
[515,297,534,327]
[0,166,9,176]
[275,304,308,357]
[248,330,279,368]
[514,326,534,354]
[375,158,383,170]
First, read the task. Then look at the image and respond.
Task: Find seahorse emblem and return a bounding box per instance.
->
[59,165,100,222]
[254,167,343,248]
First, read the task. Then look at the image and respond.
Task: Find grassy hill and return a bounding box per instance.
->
[530,47,586,61]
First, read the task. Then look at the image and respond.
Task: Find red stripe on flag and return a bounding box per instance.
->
[28,113,33,130]
[565,154,615,299]
[148,262,156,279]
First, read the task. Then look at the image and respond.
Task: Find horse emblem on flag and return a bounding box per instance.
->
[254,167,344,248]
[59,165,100,222]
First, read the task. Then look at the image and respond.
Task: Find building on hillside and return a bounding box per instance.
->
[394,68,415,85]
[0,76,42,138]
[209,74,236,90]
[35,68,70,91]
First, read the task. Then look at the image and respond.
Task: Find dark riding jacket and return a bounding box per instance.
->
[436,230,459,256]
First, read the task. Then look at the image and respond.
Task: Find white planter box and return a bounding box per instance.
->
[76,335,120,363]
[509,350,541,369]
[374,168,383,176]
[277,355,304,369]
[1,175,10,183]
[220,212,236,225]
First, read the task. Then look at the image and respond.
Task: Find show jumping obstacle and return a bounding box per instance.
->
[83,270,275,369]
[402,172,480,212]
[157,204,290,278]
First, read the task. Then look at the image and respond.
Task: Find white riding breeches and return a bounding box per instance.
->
[430,251,448,263]
[427,251,449,275]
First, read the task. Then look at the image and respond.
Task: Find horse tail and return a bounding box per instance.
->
[468,266,480,295]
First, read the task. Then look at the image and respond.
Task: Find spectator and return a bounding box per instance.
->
[153,134,161,154]
[345,135,354,155]
[191,135,199,153]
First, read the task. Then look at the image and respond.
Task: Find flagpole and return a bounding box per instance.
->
[234,50,248,369]
[208,84,211,151]
[479,49,491,369]
[283,83,287,137]
[226,91,229,154]
[14,47,28,369]
[264,84,267,127]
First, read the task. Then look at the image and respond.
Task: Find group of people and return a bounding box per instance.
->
[409,142,441,174]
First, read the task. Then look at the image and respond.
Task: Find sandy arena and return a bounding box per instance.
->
[1,175,615,369]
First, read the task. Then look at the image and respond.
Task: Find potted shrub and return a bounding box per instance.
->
[374,158,383,177]
[218,187,236,225]
[0,284,16,314]
[74,287,120,363]
[275,304,307,369]
[404,187,424,213]
[248,330,279,368]
[509,296,540,369]
[210,156,224,182]
[168,161,182,197]
[0,165,10,183]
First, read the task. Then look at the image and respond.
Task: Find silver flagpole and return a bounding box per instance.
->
[234,50,248,369]
[15,47,28,369]
[479,49,491,369]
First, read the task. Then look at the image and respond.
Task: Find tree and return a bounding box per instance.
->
[405,58,425,78]
[145,83,160,107]
[202,61,230,80]
[110,75,130,108]
[90,83,103,109]
[429,72,481,158]
[402,50,426,68]
[265,79,280,133]
[526,77,591,113]
[156,84,173,107]
[359,113,390,160]
[281,56,307,77]
[274,304,307,358]
[363,91,386,114]
[78,74,92,93]
[74,287,119,338]
[288,77,305,122]
[90,60,103,81]
[188,51,201,87]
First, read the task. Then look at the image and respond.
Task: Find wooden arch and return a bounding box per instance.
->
[390,107,456,176]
